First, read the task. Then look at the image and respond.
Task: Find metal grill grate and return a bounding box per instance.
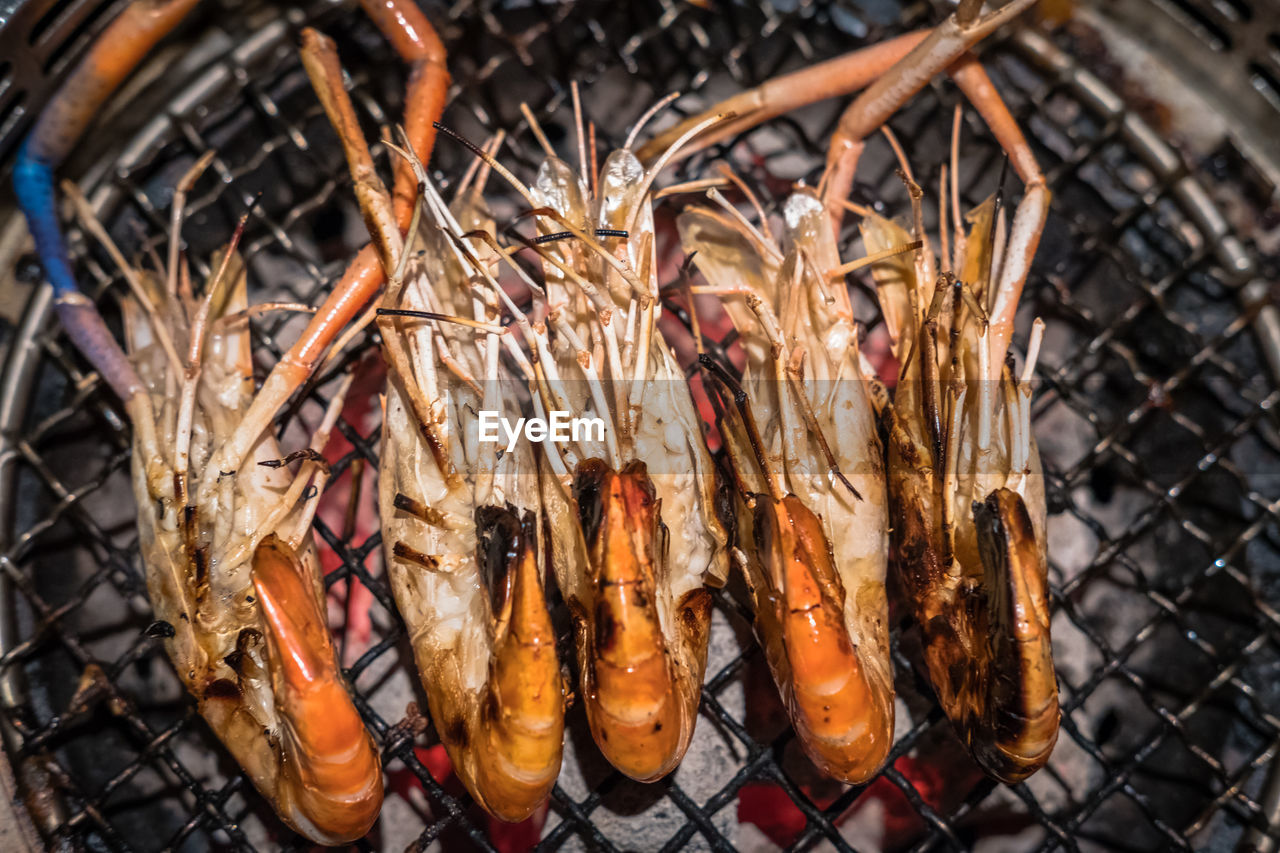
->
[1,0,1279,850]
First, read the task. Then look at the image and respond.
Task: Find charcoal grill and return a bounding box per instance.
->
[1,0,1279,850]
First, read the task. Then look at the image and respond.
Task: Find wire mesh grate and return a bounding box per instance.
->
[1,0,1279,850]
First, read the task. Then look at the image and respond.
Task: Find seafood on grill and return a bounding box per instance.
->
[378,182,566,821]
[860,101,1059,780]
[678,184,901,783]
[11,0,456,839]
[307,40,565,819]
[448,99,732,781]
[643,0,1056,781]
[65,180,383,842]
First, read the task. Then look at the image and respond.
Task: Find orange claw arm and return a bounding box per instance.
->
[252,535,383,842]
[358,0,451,227]
[219,6,450,469]
[14,0,201,400]
[289,243,383,371]
[634,29,929,166]
[25,0,201,168]
[821,0,1038,232]
[754,496,892,783]
[292,0,451,368]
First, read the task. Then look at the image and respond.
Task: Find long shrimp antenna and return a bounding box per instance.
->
[624,91,681,152]
[716,163,774,243]
[625,111,732,237]
[950,103,964,264]
[455,130,505,200]
[588,119,599,196]
[1021,317,1045,386]
[698,352,783,502]
[681,251,704,356]
[654,176,730,199]
[939,164,952,277]
[984,153,1011,315]
[376,307,504,334]
[520,102,557,159]
[434,121,540,209]
[572,80,588,187]
[881,125,914,183]
[706,187,782,264]
[167,150,216,298]
[827,240,923,279]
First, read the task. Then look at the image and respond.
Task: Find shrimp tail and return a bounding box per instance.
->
[251,535,383,843]
[970,489,1059,782]
[473,508,565,821]
[574,459,688,782]
[755,496,892,782]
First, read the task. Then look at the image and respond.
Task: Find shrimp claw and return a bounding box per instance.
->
[13,0,200,400]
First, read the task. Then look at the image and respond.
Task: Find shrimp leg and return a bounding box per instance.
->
[820,0,1037,224]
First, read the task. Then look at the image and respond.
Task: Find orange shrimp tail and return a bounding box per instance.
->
[252,535,383,843]
[575,460,685,782]
[971,489,1059,782]
[476,510,565,821]
[755,496,892,783]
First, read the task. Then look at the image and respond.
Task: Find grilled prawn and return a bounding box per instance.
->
[632,0,1054,782]
[67,182,383,842]
[7,5,459,835]
[679,185,897,782]
[379,188,565,821]
[307,41,565,820]
[465,101,731,782]
[862,108,1059,781]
